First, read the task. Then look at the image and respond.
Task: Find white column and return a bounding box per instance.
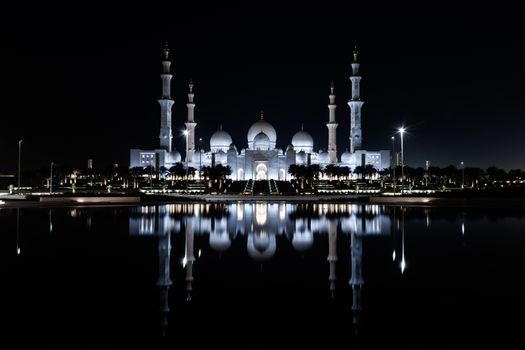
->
[348,48,363,153]
[327,82,338,163]
[159,46,174,152]
[185,82,196,163]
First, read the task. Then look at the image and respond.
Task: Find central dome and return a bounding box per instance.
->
[247,113,277,148]
[253,132,271,150]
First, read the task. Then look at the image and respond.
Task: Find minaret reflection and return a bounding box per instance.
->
[183,217,195,301]
[157,230,172,339]
[350,231,364,328]
[327,219,338,299]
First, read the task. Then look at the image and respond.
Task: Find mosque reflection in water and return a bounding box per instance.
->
[129,202,401,338]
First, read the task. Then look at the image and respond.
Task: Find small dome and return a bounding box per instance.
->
[341,150,353,163]
[191,149,203,163]
[317,151,329,164]
[170,151,182,163]
[286,144,294,152]
[210,129,232,152]
[291,130,313,151]
[247,115,277,146]
[253,132,271,150]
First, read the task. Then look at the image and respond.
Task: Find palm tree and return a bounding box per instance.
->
[354,165,365,180]
[209,164,231,191]
[364,164,377,183]
[324,164,336,180]
[129,166,145,189]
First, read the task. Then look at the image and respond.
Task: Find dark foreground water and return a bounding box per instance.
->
[2,202,525,348]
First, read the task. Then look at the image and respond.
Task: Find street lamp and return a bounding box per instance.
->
[460,161,465,189]
[391,136,396,191]
[17,139,23,191]
[50,162,54,194]
[398,127,405,194]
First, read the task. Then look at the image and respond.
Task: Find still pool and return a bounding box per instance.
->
[2,202,525,348]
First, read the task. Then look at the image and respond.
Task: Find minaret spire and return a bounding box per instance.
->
[327,81,338,163]
[163,41,170,60]
[159,44,174,152]
[348,46,364,153]
[185,80,197,163]
[260,110,264,120]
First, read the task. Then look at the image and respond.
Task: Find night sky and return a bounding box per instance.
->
[1,3,524,172]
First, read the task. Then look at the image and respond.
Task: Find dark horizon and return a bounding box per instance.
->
[1,3,524,172]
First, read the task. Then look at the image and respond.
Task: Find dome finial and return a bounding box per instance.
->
[189,79,193,93]
[163,41,170,60]
[353,45,359,62]
[330,80,335,94]
[260,110,264,120]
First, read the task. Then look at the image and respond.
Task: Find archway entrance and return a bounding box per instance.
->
[255,162,268,180]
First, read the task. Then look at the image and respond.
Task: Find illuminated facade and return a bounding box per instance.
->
[129,45,391,178]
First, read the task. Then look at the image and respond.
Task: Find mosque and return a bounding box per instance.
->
[130,45,390,179]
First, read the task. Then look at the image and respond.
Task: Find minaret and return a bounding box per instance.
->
[327,219,338,298]
[327,81,338,163]
[159,43,174,152]
[185,81,197,163]
[348,46,364,153]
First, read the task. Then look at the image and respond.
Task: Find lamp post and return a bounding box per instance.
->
[460,161,465,189]
[398,127,405,194]
[50,162,54,194]
[183,130,189,191]
[391,136,396,191]
[17,139,23,191]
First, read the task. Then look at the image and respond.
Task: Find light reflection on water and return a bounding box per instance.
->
[6,202,525,347]
[129,202,394,340]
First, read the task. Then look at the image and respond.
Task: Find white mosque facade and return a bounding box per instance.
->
[130,46,390,180]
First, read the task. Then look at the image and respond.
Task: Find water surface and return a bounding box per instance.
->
[2,202,525,348]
